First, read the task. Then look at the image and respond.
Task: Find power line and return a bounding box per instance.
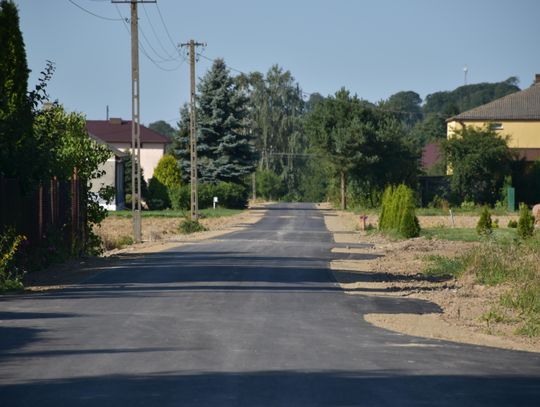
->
[154,2,184,60]
[115,5,183,72]
[141,3,180,62]
[67,0,123,21]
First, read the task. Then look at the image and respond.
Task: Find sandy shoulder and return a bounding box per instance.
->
[323,208,540,353]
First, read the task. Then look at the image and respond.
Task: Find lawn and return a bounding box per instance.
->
[421,227,519,242]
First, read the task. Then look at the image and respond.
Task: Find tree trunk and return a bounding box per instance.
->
[340,170,347,210]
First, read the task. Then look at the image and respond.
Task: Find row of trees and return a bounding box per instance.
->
[153,54,527,210]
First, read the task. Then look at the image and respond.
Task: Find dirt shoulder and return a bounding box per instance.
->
[23,207,267,292]
[322,208,540,353]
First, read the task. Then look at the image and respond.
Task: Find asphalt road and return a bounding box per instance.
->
[1,203,539,406]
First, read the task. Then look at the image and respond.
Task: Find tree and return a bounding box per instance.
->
[171,104,191,183]
[191,59,257,184]
[442,125,513,205]
[305,88,418,210]
[380,91,422,128]
[0,0,34,182]
[148,120,176,139]
[153,154,182,190]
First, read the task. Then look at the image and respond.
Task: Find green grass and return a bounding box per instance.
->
[422,235,540,337]
[421,227,518,242]
[423,255,466,279]
[109,208,243,219]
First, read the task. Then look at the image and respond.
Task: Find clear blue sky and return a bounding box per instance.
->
[14,0,540,126]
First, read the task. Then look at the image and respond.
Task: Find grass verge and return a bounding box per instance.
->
[423,235,540,336]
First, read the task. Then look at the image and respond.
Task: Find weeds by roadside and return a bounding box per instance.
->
[423,234,540,336]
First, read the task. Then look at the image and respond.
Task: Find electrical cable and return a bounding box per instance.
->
[67,0,123,21]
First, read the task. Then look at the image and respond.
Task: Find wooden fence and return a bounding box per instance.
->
[0,171,84,251]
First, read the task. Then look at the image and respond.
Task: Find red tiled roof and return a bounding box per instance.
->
[421,143,442,169]
[86,119,171,144]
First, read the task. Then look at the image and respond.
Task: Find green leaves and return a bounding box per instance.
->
[443,125,513,205]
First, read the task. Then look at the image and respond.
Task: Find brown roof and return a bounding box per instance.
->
[86,119,171,144]
[514,148,540,162]
[449,82,540,121]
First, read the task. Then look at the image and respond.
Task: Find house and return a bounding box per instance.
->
[446,74,540,163]
[86,118,171,181]
[86,133,128,211]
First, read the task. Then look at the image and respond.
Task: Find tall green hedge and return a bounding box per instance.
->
[379,184,420,238]
[169,182,248,210]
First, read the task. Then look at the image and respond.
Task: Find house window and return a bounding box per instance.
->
[490,122,504,131]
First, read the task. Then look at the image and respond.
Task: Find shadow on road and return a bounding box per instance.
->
[1,369,539,406]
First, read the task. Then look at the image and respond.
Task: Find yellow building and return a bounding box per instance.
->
[447,75,540,163]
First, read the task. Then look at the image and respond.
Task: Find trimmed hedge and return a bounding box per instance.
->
[169,182,248,210]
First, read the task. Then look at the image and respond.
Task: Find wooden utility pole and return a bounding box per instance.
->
[112,0,155,242]
[180,39,206,220]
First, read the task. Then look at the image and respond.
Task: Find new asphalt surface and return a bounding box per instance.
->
[1,203,539,406]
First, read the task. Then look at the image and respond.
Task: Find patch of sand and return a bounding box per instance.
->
[324,208,540,353]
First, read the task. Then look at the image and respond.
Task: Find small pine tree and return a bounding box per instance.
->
[517,203,534,239]
[379,185,393,230]
[400,208,420,238]
[476,207,493,236]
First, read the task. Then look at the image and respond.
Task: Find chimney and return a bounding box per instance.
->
[535,74,540,84]
[109,117,122,125]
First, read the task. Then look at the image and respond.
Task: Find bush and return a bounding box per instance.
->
[379,184,420,238]
[0,229,25,291]
[168,182,248,210]
[476,207,493,236]
[147,177,170,210]
[153,154,182,190]
[507,219,518,228]
[256,169,284,200]
[169,185,190,211]
[517,203,535,239]
[178,219,207,234]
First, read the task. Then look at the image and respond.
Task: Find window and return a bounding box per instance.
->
[490,122,504,131]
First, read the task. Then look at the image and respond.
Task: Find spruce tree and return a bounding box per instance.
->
[196,59,257,184]
[172,104,191,183]
[0,0,34,181]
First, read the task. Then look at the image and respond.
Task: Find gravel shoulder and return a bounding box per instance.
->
[322,207,540,353]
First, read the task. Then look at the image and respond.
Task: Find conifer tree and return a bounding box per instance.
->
[0,0,35,181]
[196,59,257,184]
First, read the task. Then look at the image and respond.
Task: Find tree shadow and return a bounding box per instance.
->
[1,369,539,406]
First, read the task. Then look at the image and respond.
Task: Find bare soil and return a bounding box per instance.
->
[322,207,540,353]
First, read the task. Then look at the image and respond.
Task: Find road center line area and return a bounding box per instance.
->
[1,203,539,406]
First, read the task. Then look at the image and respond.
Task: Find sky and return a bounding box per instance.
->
[14,0,540,126]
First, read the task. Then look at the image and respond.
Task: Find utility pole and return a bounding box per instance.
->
[180,39,206,220]
[112,0,155,242]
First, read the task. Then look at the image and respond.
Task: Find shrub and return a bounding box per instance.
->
[178,219,207,234]
[147,177,170,210]
[168,182,248,210]
[379,184,420,238]
[153,154,182,190]
[508,219,518,228]
[256,169,284,200]
[460,200,476,211]
[517,203,535,239]
[476,207,493,236]
[0,229,25,291]
[169,185,190,211]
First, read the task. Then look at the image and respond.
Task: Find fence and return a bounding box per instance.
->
[0,171,84,251]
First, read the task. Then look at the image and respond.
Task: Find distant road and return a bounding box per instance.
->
[1,203,539,406]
